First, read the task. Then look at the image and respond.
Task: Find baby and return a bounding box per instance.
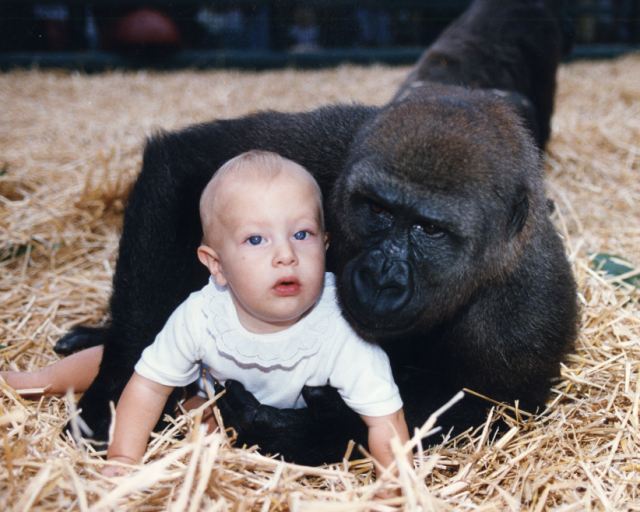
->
[2,150,409,476]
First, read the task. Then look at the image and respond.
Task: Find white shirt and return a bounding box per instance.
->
[135,273,402,417]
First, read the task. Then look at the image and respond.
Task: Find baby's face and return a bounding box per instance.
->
[201,170,327,333]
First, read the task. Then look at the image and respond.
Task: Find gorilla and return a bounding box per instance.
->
[55,0,577,465]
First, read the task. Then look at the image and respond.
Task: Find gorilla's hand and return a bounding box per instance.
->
[213,380,261,435]
[54,326,108,355]
[215,380,366,465]
[301,384,356,423]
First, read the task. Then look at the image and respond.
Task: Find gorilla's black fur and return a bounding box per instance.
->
[56,0,577,464]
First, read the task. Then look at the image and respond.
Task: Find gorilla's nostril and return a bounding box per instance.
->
[352,267,376,303]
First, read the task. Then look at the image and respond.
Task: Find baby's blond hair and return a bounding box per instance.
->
[199,150,324,245]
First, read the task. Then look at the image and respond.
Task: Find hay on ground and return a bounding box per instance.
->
[0,55,639,510]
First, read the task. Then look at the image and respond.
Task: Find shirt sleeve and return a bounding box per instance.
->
[134,293,205,387]
[328,329,403,417]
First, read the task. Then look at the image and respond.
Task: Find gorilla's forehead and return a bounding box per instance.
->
[340,87,533,235]
[349,139,508,201]
[347,158,471,199]
[362,87,526,188]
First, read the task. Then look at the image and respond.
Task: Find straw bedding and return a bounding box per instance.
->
[1,55,639,510]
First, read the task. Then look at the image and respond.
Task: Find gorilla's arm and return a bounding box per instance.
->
[216,381,367,465]
[454,227,578,411]
[71,104,376,441]
[393,225,578,436]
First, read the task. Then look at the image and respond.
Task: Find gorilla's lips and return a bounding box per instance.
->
[339,260,420,336]
[273,277,301,296]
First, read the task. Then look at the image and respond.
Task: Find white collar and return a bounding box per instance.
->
[200,276,334,370]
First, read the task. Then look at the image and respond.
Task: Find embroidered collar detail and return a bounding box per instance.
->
[201,282,329,370]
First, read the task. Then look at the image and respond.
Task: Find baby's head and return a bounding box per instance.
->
[199,150,324,246]
[197,150,328,333]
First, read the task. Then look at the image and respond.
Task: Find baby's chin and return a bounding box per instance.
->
[257,303,318,332]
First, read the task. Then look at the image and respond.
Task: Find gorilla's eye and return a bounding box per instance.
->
[369,202,390,216]
[416,222,445,238]
[366,201,394,231]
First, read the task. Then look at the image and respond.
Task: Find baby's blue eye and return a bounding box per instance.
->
[247,235,263,246]
[294,230,309,241]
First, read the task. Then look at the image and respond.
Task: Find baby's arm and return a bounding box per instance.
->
[106,372,173,469]
[361,408,410,471]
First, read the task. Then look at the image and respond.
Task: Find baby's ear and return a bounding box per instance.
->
[324,232,330,250]
[197,245,227,286]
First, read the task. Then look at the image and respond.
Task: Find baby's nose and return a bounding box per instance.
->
[273,240,297,265]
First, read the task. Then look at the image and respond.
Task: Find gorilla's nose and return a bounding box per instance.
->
[352,250,413,315]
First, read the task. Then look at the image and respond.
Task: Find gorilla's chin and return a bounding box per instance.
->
[341,297,422,339]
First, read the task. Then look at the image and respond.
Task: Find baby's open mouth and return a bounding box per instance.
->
[273,278,301,296]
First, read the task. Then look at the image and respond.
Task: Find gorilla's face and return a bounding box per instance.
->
[331,158,486,337]
[329,89,540,340]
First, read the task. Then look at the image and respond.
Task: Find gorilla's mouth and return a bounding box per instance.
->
[338,261,421,336]
[341,293,421,337]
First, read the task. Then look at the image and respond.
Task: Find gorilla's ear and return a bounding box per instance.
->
[508,186,529,238]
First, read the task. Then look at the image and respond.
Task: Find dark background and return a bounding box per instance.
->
[1,1,639,70]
